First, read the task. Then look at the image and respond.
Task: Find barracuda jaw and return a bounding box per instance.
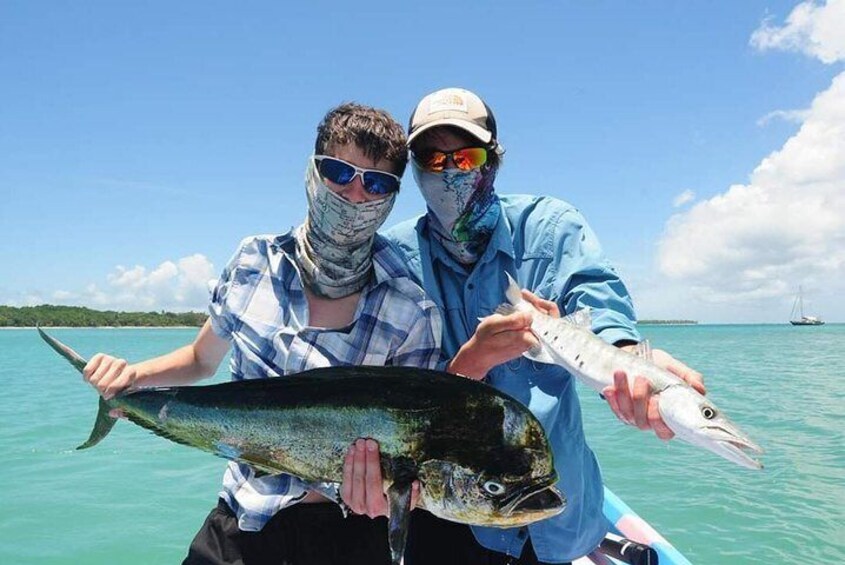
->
[658,386,764,470]
[703,426,765,470]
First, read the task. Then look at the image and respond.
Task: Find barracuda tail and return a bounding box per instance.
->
[37,327,118,450]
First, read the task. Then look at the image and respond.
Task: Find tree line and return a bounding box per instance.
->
[637,319,698,325]
[0,305,206,327]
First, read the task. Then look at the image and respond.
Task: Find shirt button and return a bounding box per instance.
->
[468,283,475,290]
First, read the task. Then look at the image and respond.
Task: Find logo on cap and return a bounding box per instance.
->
[428,93,468,114]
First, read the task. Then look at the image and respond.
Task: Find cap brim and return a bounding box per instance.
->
[407,118,493,147]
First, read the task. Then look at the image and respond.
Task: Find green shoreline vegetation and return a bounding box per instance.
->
[638,320,698,325]
[0,305,206,327]
[0,305,699,329]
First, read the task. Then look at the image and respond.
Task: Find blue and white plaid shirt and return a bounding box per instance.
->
[208,229,441,531]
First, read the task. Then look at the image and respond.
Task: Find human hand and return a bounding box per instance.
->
[447,290,561,380]
[520,289,560,318]
[447,311,536,380]
[83,353,138,400]
[602,349,706,440]
[341,439,419,518]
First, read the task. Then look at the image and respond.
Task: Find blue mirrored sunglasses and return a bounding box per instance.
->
[313,155,401,196]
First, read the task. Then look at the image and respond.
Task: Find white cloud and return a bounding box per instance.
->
[750,0,845,64]
[656,71,845,317]
[44,254,216,312]
[650,1,845,322]
[756,108,811,126]
[672,190,696,208]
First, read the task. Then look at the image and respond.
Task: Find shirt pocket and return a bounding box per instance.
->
[229,267,283,329]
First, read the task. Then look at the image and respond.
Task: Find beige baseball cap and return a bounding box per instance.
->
[407,88,504,154]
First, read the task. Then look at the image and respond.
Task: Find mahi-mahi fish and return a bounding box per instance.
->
[497,275,763,470]
[38,328,565,564]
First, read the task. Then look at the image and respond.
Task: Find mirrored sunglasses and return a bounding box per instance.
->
[313,155,401,196]
[413,147,488,173]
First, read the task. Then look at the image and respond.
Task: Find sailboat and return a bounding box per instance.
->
[790,286,824,326]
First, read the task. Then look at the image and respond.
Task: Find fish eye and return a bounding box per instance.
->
[483,480,506,496]
[701,405,717,420]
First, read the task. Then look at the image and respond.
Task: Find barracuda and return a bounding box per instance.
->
[39,328,565,564]
[499,275,764,471]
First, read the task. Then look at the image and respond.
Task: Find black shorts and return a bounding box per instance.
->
[183,499,566,565]
[404,509,566,565]
[183,499,391,565]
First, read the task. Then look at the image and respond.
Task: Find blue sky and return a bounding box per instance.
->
[2,0,843,322]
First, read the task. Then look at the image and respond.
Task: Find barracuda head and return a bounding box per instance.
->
[415,398,566,526]
[658,385,764,470]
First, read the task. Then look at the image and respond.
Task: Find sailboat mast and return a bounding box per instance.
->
[798,285,804,318]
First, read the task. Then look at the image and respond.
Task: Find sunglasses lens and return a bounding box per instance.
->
[453,148,488,171]
[363,172,401,195]
[318,158,355,184]
[417,151,447,172]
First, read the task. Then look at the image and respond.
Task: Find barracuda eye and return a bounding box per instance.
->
[483,480,506,496]
[701,405,717,420]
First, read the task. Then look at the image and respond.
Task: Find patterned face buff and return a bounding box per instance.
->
[412,160,500,265]
[295,159,396,298]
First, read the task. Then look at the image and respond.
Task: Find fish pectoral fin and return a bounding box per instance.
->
[631,339,653,361]
[387,481,413,565]
[523,342,556,365]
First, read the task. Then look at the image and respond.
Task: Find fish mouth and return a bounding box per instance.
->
[501,475,566,517]
[705,426,765,470]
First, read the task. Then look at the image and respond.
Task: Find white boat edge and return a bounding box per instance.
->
[574,486,692,564]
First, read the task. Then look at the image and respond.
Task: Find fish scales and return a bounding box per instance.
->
[530,314,680,393]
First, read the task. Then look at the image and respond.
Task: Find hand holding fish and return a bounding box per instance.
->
[602,350,706,440]
[83,354,139,400]
[448,290,560,380]
[341,439,420,518]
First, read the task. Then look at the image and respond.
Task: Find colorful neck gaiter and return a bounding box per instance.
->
[294,159,396,298]
[412,160,500,265]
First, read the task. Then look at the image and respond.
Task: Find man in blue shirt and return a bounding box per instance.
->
[376,88,706,564]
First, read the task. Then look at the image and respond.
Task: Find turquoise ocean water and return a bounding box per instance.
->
[1,325,843,563]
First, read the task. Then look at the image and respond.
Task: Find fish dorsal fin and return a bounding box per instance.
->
[631,339,653,362]
[563,308,592,329]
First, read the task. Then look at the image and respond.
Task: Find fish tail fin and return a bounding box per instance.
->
[36,328,118,449]
[37,326,88,373]
[504,273,523,306]
[77,396,118,450]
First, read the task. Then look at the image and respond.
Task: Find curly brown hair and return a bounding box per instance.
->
[315,103,408,177]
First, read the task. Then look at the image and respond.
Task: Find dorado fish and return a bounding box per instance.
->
[38,328,564,564]
[498,275,763,470]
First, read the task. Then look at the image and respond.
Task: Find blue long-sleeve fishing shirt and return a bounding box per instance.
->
[384,194,641,563]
